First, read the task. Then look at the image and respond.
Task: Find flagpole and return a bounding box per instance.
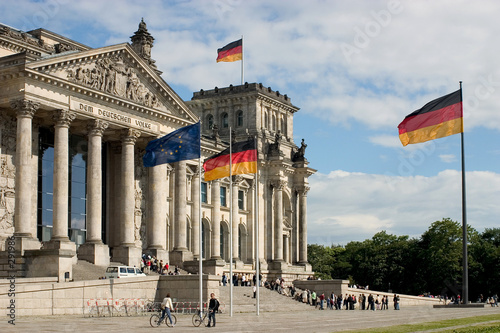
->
[229,128,233,317]
[241,35,244,85]
[460,81,468,305]
[254,135,260,315]
[199,157,203,314]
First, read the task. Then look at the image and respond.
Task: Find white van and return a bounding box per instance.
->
[105,266,146,279]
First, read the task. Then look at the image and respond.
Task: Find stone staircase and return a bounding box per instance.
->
[218,285,316,313]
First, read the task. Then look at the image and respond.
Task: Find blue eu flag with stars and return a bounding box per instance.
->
[143,122,200,167]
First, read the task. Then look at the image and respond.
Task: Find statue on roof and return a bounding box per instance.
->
[130,18,157,69]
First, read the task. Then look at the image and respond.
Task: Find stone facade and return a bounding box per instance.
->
[0,20,315,281]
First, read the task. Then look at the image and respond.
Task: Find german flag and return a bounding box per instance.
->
[216,39,242,62]
[203,139,257,181]
[398,89,463,146]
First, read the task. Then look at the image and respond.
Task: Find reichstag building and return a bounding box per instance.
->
[0,20,315,281]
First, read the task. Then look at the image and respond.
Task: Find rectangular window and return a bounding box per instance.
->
[238,190,244,210]
[220,186,227,207]
[201,182,207,203]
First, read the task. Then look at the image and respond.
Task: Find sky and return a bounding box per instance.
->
[2,0,500,246]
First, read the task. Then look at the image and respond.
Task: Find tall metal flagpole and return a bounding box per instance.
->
[254,135,260,315]
[460,81,468,304]
[241,35,244,85]
[229,128,233,317]
[199,157,203,314]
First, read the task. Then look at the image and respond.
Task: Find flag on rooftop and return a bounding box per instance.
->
[143,122,200,167]
[203,138,257,181]
[398,89,463,146]
[216,39,242,62]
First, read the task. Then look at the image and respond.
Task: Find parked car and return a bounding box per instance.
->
[105,265,146,278]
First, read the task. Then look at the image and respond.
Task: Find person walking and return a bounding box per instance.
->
[159,293,174,326]
[207,293,220,327]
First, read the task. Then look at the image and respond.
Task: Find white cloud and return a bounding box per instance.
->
[369,135,401,148]
[439,154,457,163]
[308,169,500,245]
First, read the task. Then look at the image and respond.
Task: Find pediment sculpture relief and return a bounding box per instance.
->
[66,54,162,109]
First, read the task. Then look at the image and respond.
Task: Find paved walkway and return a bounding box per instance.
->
[2,306,499,332]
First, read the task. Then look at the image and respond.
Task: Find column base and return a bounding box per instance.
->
[184,258,226,275]
[77,242,110,267]
[112,245,142,267]
[13,235,41,254]
[270,260,289,271]
[24,243,76,282]
[145,247,169,263]
[169,248,193,268]
[298,261,312,272]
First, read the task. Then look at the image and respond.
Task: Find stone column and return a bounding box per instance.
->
[113,128,141,266]
[191,169,201,259]
[232,176,241,263]
[298,186,310,264]
[284,234,289,263]
[51,110,76,241]
[273,180,286,262]
[11,99,40,252]
[170,160,193,265]
[210,180,221,259]
[78,120,109,266]
[146,162,168,262]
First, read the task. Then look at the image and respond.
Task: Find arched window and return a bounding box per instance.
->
[207,114,214,129]
[236,110,243,127]
[264,112,268,129]
[272,115,276,131]
[222,113,228,128]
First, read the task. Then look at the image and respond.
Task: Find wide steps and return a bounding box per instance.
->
[218,285,315,313]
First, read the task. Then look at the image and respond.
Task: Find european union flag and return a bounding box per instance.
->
[143,122,200,167]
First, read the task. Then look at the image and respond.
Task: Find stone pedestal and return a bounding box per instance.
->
[298,261,312,272]
[13,236,41,254]
[169,249,193,268]
[112,245,142,267]
[77,242,110,267]
[234,259,245,270]
[184,258,226,275]
[270,260,289,272]
[24,240,76,281]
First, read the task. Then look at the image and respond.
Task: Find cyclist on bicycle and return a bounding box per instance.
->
[160,293,174,326]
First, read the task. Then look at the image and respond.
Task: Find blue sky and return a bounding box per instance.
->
[3,0,500,245]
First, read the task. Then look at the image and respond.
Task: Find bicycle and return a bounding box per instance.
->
[192,309,207,327]
[150,309,177,327]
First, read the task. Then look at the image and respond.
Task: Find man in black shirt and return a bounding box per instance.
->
[207,293,220,327]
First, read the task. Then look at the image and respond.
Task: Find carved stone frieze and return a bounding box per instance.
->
[66,54,162,109]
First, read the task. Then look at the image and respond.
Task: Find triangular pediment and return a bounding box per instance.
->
[25,43,198,123]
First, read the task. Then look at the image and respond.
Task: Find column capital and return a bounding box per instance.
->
[53,109,76,128]
[271,179,287,191]
[121,128,141,144]
[11,99,39,118]
[88,119,109,137]
[295,186,310,196]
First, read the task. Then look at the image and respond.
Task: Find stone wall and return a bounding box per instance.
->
[0,274,220,316]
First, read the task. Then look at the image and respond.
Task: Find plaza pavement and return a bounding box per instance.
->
[2,306,499,333]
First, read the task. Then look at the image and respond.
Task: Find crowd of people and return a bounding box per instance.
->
[141,254,180,275]
[292,290,401,311]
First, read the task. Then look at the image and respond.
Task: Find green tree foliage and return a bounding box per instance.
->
[308,218,500,298]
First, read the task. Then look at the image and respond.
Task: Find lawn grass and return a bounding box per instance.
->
[346,314,500,333]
